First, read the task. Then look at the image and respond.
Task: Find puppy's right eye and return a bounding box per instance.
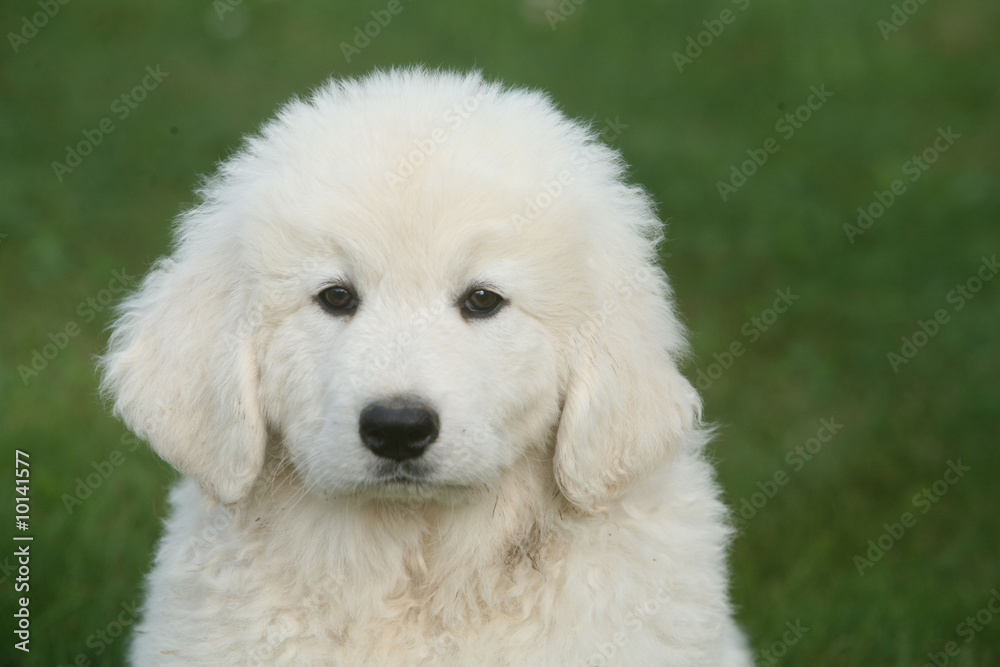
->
[317,285,358,315]
[461,287,505,319]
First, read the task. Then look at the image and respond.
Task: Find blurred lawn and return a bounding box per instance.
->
[2,0,998,664]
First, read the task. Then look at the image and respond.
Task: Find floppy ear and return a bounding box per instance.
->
[99,233,266,505]
[553,258,703,514]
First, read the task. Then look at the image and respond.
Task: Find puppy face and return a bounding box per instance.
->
[255,215,565,500]
[101,70,701,511]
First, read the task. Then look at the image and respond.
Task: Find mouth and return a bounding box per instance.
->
[359,460,480,504]
[372,459,432,485]
[354,462,442,505]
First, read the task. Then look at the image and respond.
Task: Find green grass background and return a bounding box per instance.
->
[1,0,998,664]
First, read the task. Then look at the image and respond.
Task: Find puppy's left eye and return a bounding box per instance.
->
[317,285,358,315]
[461,288,505,319]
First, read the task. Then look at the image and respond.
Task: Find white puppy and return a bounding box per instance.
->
[101,68,750,666]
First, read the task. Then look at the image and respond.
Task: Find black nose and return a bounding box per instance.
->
[359,398,439,461]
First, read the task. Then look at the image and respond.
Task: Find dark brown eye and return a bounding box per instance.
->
[462,288,504,318]
[318,285,358,315]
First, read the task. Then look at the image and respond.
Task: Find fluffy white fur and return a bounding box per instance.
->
[101,68,750,666]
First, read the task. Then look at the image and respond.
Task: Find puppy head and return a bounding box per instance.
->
[100,69,701,510]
